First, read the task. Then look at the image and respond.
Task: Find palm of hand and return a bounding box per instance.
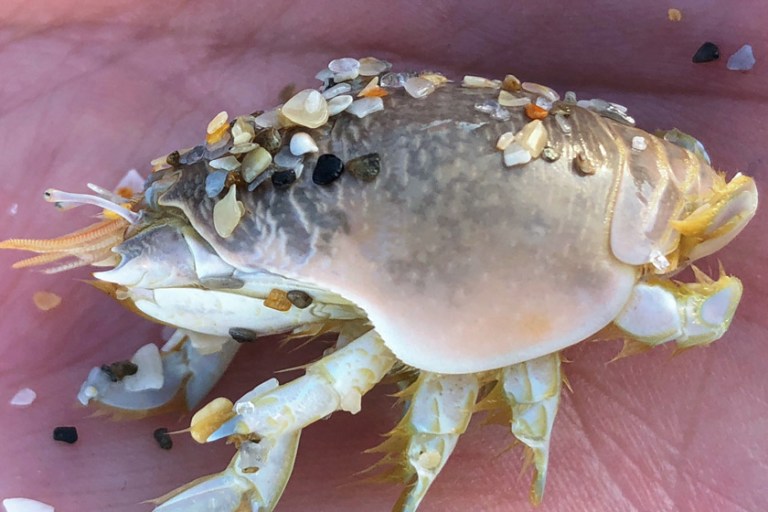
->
[0,2,766,511]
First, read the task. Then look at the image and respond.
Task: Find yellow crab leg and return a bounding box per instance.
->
[389,372,480,512]
[501,353,562,505]
[614,267,743,351]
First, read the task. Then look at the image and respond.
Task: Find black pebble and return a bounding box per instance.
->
[153,427,173,450]
[229,327,260,343]
[346,153,381,182]
[53,426,78,444]
[287,290,313,309]
[313,154,344,185]
[692,42,720,63]
[271,169,297,189]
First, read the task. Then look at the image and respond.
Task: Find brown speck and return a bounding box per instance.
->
[668,8,682,21]
[501,74,522,92]
[100,360,138,382]
[264,289,291,311]
[346,153,381,182]
[166,150,181,167]
[542,146,560,162]
[254,128,282,155]
[33,291,61,311]
[229,327,260,343]
[287,290,313,309]
[574,152,595,175]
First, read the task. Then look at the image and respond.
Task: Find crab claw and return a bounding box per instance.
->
[78,329,239,415]
[672,172,758,262]
[152,431,300,512]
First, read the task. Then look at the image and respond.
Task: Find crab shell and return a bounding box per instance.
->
[94,84,756,374]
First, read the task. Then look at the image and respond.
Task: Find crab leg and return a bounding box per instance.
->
[388,372,481,512]
[78,329,239,414]
[153,430,301,512]
[501,353,562,505]
[204,328,396,441]
[614,267,743,353]
[155,328,395,511]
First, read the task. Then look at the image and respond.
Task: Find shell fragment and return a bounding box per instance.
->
[281,89,329,129]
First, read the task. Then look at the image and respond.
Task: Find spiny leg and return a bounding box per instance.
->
[153,430,301,512]
[155,328,396,512]
[614,266,743,355]
[78,329,239,416]
[376,372,481,512]
[207,327,396,440]
[500,353,562,505]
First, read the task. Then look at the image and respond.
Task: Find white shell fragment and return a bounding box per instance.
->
[535,96,553,111]
[213,185,245,238]
[515,120,548,158]
[503,143,532,167]
[498,90,531,107]
[496,131,515,150]
[229,142,259,154]
[123,343,164,392]
[474,100,510,121]
[2,498,54,512]
[462,75,501,89]
[328,57,360,81]
[253,108,281,129]
[346,97,384,118]
[522,82,560,102]
[280,89,329,129]
[404,77,436,99]
[727,44,756,71]
[321,83,352,99]
[555,114,572,134]
[206,111,228,135]
[327,94,354,116]
[650,249,671,272]
[9,387,36,407]
[232,117,255,145]
[209,156,241,171]
[289,132,319,156]
[241,147,272,183]
[358,56,391,76]
[631,136,648,151]
[273,146,302,168]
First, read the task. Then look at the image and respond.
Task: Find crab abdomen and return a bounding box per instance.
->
[159,86,642,373]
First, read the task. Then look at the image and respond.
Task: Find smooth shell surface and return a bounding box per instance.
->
[156,85,712,373]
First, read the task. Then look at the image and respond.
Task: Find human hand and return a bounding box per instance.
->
[1,1,766,511]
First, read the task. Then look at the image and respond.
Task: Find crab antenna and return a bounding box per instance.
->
[44,188,140,224]
[86,182,126,204]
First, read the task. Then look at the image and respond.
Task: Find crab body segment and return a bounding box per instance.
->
[1,60,758,511]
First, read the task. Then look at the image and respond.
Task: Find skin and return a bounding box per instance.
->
[0,1,766,511]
